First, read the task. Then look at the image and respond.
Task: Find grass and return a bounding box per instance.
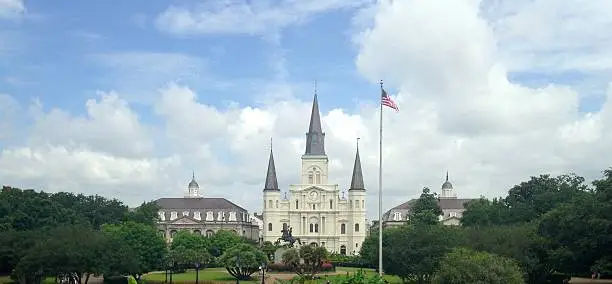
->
[143,267,401,284]
[143,268,259,283]
[0,276,55,284]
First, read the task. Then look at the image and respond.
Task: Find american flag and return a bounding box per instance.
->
[381,88,399,111]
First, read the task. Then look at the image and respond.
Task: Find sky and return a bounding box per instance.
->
[1,0,612,220]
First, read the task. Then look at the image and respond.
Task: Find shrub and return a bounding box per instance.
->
[103,275,128,284]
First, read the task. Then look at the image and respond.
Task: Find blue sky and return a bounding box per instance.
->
[1,0,612,217]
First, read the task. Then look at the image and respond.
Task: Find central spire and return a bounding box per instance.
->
[349,138,365,191]
[264,138,279,191]
[304,89,326,155]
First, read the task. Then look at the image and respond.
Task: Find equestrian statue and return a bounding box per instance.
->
[275,223,302,247]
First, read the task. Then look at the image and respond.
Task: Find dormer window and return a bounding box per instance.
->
[229,212,237,221]
[170,211,178,220]
[182,211,189,217]
[206,211,213,221]
[158,211,165,221]
[217,211,224,221]
[194,211,201,220]
[393,212,402,221]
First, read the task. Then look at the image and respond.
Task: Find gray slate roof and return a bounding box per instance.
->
[349,145,365,191]
[264,148,279,191]
[304,93,326,156]
[155,197,246,211]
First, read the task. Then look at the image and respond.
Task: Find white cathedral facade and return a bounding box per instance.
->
[262,93,367,255]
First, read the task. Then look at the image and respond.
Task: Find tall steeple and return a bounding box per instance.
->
[264,138,279,191]
[349,138,365,191]
[304,86,326,156]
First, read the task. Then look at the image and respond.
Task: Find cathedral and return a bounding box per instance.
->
[262,93,367,256]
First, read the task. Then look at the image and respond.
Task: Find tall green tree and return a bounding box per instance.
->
[101,221,167,280]
[410,187,443,225]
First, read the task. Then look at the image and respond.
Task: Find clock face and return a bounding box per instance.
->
[309,191,318,200]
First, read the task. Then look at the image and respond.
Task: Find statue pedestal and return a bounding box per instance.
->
[274,247,288,264]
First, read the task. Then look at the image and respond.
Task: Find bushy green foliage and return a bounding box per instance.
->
[217,243,267,280]
[434,247,525,284]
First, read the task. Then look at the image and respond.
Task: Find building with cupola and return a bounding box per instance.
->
[155,172,261,242]
[378,172,476,229]
[262,92,367,256]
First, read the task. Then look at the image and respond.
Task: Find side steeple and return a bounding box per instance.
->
[349,138,365,191]
[264,139,279,191]
[304,85,326,156]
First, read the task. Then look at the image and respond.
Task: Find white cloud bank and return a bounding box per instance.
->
[2,0,612,219]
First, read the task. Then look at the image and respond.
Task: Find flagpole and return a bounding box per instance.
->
[378,80,384,277]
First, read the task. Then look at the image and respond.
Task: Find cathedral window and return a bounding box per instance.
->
[393,212,402,221]
[206,211,213,221]
[276,200,279,208]
[194,211,201,220]
[340,245,347,255]
[308,173,314,184]
[269,200,273,209]
[329,200,333,209]
[315,172,321,184]
[312,204,316,210]
[182,211,189,216]
[350,200,353,208]
[355,223,360,232]
[268,223,273,231]
[321,217,325,233]
[310,224,314,232]
[341,223,346,234]
[229,211,237,221]
[296,200,299,209]
[356,200,360,209]
[362,200,364,208]
[170,211,178,220]
[315,224,319,232]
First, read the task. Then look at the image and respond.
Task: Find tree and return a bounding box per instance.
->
[170,230,210,252]
[168,245,211,271]
[410,187,443,225]
[218,243,267,281]
[101,221,166,280]
[460,198,509,227]
[382,224,460,283]
[124,201,161,226]
[260,241,277,261]
[461,224,550,283]
[207,230,246,257]
[434,248,525,284]
[281,245,328,278]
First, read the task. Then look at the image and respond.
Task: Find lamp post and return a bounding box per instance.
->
[235,255,241,284]
[260,262,266,284]
[194,262,200,284]
[168,260,174,284]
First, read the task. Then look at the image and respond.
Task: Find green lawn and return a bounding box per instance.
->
[143,267,401,284]
[143,268,259,283]
[0,276,55,284]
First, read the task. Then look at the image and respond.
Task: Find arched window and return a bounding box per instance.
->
[315,172,321,184]
[205,230,214,237]
[315,224,319,232]
[350,200,353,208]
[276,200,279,208]
[170,230,177,238]
[354,224,359,232]
[329,200,333,209]
[340,245,347,255]
[268,223,273,231]
[193,229,201,235]
[310,224,314,232]
[341,223,346,234]
[269,200,273,209]
[296,200,299,209]
[308,172,314,184]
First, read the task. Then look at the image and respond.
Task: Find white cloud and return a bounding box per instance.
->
[0,0,24,19]
[155,0,372,35]
[2,0,612,219]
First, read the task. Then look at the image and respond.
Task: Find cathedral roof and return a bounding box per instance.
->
[441,171,453,190]
[349,140,365,191]
[188,171,199,189]
[263,147,279,191]
[155,197,246,211]
[304,92,326,156]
